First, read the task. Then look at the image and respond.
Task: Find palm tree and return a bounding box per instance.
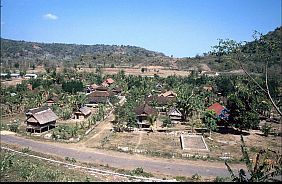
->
[147,114,157,132]
[203,110,219,138]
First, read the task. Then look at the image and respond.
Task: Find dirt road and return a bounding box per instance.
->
[1,134,244,178]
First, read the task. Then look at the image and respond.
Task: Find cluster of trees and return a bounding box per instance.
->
[109,67,280,134]
[62,80,83,94]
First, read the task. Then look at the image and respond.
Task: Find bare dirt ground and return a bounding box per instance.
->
[76,66,191,77]
[1,78,25,87]
[56,108,98,126]
[1,65,190,87]
[96,124,281,162]
[81,111,114,148]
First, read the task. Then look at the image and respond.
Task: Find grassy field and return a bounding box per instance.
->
[0,148,102,182]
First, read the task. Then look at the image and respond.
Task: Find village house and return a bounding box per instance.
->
[25,106,58,133]
[167,107,183,123]
[202,85,213,92]
[111,86,122,96]
[86,83,99,93]
[45,96,59,106]
[145,90,177,113]
[102,78,115,87]
[145,95,176,114]
[73,106,91,119]
[86,90,110,107]
[207,103,229,125]
[96,86,109,92]
[158,90,177,98]
[134,103,158,129]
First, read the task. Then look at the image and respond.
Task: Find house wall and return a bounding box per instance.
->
[137,116,147,123]
[26,121,56,132]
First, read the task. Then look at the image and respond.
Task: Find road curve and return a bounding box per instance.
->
[0,134,241,177]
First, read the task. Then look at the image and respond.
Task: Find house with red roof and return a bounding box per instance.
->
[207,103,229,121]
[102,78,115,87]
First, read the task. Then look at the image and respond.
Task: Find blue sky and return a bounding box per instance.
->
[1,0,281,58]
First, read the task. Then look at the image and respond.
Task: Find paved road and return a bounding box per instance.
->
[0,134,242,177]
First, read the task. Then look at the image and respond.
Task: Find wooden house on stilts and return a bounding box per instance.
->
[25,106,58,133]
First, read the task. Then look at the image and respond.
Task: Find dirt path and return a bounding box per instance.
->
[81,109,114,148]
[1,134,245,178]
[134,132,144,150]
[81,96,125,147]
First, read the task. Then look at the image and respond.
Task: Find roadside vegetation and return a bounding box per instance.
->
[0,150,101,182]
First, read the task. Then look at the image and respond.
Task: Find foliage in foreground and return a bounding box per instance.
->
[225,135,282,182]
[130,167,154,178]
[0,151,97,182]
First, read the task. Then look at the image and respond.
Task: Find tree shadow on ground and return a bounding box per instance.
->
[216,126,250,136]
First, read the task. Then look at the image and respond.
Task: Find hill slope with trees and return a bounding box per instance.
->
[176,26,281,74]
[0,38,172,69]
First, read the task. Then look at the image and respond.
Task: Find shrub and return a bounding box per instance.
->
[261,123,272,137]
[191,173,201,181]
[174,176,188,181]
[21,147,30,153]
[9,122,19,133]
[214,176,231,182]
[130,167,153,178]
[162,116,172,127]
[65,157,76,163]
[62,80,83,94]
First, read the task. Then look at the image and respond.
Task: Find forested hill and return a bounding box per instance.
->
[0,38,171,68]
[240,26,281,74]
[176,26,281,74]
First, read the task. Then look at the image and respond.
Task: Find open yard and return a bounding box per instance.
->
[86,124,282,163]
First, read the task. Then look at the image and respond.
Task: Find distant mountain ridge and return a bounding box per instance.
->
[0,38,170,68]
[1,26,281,72]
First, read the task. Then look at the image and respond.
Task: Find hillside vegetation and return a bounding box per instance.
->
[1,26,281,74]
[1,38,172,69]
[176,26,281,74]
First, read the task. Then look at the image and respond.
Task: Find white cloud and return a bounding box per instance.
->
[43,13,58,20]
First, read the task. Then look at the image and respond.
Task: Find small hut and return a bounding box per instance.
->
[74,106,91,119]
[111,86,122,95]
[45,96,59,106]
[158,91,177,98]
[25,106,58,133]
[167,107,182,123]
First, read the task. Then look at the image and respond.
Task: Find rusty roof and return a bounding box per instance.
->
[134,103,158,116]
[207,103,225,116]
